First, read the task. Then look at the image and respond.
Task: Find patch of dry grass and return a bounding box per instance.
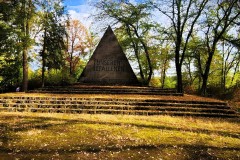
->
[0,112,239,159]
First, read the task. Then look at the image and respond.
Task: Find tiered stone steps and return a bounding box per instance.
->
[28,85,183,96]
[0,96,238,118]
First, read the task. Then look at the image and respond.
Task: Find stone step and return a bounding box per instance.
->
[0,99,230,110]
[39,85,176,91]
[28,86,182,96]
[1,103,235,114]
[29,90,182,96]
[0,96,237,118]
[0,100,229,109]
[0,107,237,118]
[34,89,177,93]
[0,97,227,105]
[0,100,236,116]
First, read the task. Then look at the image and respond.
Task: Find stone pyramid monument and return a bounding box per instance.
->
[78,26,139,85]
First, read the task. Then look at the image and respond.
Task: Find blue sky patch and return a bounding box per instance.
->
[64,0,86,6]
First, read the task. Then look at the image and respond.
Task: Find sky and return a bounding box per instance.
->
[64,0,86,6]
[63,0,94,28]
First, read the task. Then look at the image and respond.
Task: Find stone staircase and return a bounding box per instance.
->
[28,85,183,96]
[0,96,238,118]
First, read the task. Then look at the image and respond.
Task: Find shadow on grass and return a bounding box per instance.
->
[0,143,239,160]
[0,113,239,160]
[0,114,239,140]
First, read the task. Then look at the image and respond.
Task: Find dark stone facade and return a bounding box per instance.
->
[78,26,139,85]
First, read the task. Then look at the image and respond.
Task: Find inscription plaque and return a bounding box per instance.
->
[78,26,139,85]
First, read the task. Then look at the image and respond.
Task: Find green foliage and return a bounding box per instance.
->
[28,69,42,90]
[0,56,22,90]
[151,76,176,89]
[0,1,24,91]
[45,70,65,86]
[28,68,76,88]
[164,76,177,88]
[182,31,240,96]
[149,77,161,87]
[72,59,87,80]
[47,69,74,86]
[38,0,66,69]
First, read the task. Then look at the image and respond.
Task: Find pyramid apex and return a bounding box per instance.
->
[106,25,113,32]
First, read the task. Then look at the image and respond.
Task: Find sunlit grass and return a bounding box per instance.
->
[0,112,239,159]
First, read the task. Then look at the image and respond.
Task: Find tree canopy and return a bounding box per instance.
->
[0,0,239,97]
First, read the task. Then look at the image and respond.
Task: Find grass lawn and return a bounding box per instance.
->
[0,112,239,160]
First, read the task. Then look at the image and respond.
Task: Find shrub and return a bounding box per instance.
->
[232,88,240,102]
[45,69,76,86]
[149,77,161,87]
[184,85,197,94]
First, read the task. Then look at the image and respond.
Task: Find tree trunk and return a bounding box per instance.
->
[221,41,229,92]
[187,57,193,85]
[200,51,214,95]
[161,58,167,89]
[136,50,145,82]
[130,24,152,85]
[22,0,29,92]
[161,68,166,89]
[69,53,73,75]
[201,73,208,95]
[23,48,28,92]
[143,43,153,85]
[41,56,45,87]
[198,73,202,91]
[69,39,74,75]
[175,37,183,93]
[125,25,145,82]
[223,69,227,92]
[41,28,47,87]
[176,63,183,93]
[134,45,145,82]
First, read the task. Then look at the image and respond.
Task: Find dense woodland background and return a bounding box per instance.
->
[0,0,239,99]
